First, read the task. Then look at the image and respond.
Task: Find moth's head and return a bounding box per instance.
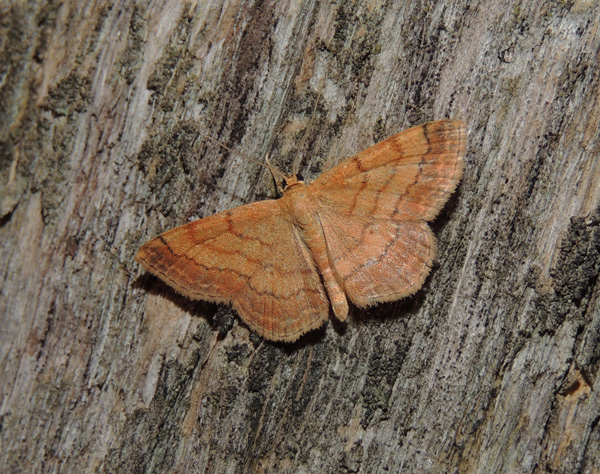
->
[282,173,305,190]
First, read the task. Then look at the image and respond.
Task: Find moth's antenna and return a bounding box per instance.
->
[292,72,326,175]
[203,135,287,182]
[265,155,285,194]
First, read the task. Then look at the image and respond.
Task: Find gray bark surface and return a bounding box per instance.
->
[1,1,599,473]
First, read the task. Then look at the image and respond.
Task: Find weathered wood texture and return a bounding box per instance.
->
[1,1,599,473]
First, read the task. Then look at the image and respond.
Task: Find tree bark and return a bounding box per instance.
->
[1,0,599,473]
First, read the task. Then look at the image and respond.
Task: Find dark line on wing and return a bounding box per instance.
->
[349,174,369,213]
[368,167,397,215]
[352,154,368,173]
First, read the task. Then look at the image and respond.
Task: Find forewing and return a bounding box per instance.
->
[311,120,466,221]
[135,200,329,342]
[318,210,436,307]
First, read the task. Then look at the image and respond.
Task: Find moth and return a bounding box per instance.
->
[136,120,466,342]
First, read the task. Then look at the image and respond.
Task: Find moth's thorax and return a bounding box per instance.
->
[281,181,318,227]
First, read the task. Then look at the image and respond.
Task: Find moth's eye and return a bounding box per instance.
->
[281,180,287,189]
[296,173,304,182]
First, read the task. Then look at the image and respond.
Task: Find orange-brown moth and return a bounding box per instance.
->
[136,120,466,342]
